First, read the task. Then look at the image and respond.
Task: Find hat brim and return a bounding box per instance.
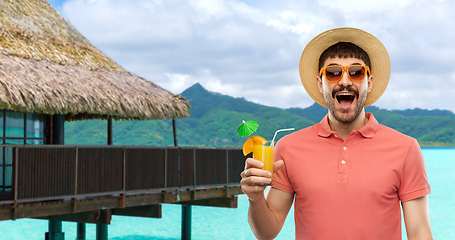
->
[299,27,391,108]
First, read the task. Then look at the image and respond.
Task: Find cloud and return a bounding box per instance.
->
[59,0,455,113]
[376,72,455,111]
[163,68,241,96]
[266,11,314,35]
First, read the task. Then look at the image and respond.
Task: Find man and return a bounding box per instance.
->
[241,27,432,240]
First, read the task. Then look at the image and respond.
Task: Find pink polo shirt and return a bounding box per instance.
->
[273,113,430,240]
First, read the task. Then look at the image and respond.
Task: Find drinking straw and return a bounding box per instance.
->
[270,128,295,147]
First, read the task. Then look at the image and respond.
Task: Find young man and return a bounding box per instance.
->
[240,27,432,240]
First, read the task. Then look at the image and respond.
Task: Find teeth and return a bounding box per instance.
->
[337,92,354,96]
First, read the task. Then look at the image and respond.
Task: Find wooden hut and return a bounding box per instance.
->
[0,1,189,239]
[0,1,242,240]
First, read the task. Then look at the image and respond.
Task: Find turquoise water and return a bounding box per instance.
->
[0,148,453,239]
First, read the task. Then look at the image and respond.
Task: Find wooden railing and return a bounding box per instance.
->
[0,145,244,204]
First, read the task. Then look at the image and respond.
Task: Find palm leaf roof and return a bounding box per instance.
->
[0,0,190,121]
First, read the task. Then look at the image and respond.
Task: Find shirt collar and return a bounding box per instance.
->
[318,114,332,138]
[318,112,379,138]
[358,112,378,138]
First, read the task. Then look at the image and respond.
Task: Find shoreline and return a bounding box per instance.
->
[418,142,455,147]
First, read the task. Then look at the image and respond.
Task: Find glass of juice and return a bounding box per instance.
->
[253,142,274,184]
[241,128,294,185]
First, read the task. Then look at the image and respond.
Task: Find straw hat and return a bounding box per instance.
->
[299,27,391,108]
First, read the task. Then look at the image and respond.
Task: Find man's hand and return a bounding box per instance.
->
[241,158,292,239]
[240,158,284,202]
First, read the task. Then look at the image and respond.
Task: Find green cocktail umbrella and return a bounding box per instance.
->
[237,120,259,136]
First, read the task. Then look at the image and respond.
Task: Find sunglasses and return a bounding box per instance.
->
[319,65,370,83]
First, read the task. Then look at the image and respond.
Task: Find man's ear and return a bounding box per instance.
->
[368,75,374,92]
[317,76,323,93]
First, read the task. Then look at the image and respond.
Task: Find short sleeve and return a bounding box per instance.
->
[272,138,295,193]
[398,139,431,202]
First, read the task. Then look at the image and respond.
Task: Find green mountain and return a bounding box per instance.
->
[285,103,455,146]
[179,83,313,144]
[391,108,454,117]
[65,83,455,147]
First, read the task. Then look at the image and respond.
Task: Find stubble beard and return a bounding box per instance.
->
[323,89,368,124]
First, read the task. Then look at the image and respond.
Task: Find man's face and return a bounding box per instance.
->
[317,57,374,124]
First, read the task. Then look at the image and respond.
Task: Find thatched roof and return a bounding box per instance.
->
[0,0,190,121]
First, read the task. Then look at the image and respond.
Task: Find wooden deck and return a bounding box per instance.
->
[0,145,244,223]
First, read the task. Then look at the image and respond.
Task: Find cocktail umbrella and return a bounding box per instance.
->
[237,120,259,136]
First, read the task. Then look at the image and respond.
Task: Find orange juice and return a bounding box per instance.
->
[253,144,274,178]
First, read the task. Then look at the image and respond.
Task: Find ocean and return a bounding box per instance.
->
[0,147,453,239]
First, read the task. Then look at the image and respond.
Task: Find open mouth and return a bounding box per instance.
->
[335,92,356,109]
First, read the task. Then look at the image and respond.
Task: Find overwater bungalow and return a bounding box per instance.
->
[0,1,243,239]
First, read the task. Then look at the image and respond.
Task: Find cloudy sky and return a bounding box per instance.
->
[48,0,455,113]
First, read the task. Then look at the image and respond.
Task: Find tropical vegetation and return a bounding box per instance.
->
[65,83,455,147]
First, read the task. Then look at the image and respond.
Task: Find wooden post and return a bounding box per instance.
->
[52,114,65,145]
[175,119,192,239]
[94,116,113,239]
[172,119,178,146]
[96,224,108,240]
[76,223,85,240]
[108,116,113,145]
[182,204,192,240]
[46,114,65,240]
[46,217,64,240]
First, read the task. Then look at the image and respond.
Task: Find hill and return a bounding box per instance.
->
[66,83,313,146]
[284,103,455,146]
[65,83,455,147]
[391,108,454,117]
